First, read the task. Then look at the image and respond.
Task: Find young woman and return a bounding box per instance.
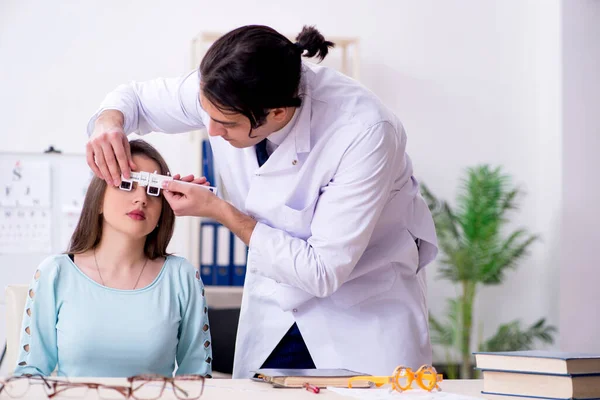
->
[14,139,212,377]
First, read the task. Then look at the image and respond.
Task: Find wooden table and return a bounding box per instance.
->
[0,377,486,399]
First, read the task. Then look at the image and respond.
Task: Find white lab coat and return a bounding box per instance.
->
[88,63,438,378]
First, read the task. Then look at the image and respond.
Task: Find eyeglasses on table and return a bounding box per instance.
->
[0,373,206,399]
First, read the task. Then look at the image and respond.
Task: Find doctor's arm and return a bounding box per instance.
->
[246,122,399,298]
[86,71,205,184]
[205,121,401,300]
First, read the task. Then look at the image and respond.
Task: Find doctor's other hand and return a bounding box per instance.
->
[162,175,217,218]
[86,110,136,186]
[171,173,210,186]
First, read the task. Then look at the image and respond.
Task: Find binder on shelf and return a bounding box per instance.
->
[199,220,248,286]
[214,224,231,286]
[201,139,215,187]
[200,221,216,285]
[231,235,248,286]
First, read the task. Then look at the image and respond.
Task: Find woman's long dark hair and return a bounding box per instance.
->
[200,25,334,131]
[67,140,175,259]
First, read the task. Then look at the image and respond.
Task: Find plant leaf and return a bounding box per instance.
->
[429,299,462,348]
[424,165,539,285]
[479,318,557,352]
[429,314,453,347]
[480,231,539,284]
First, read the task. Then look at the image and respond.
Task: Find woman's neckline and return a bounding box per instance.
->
[63,253,170,294]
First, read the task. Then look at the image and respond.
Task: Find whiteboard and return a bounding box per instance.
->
[0,151,92,298]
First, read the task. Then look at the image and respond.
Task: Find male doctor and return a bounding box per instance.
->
[86,25,438,378]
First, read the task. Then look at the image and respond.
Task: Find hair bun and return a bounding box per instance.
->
[295,25,334,61]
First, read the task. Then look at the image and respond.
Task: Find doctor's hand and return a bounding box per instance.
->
[87,110,136,186]
[161,174,218,218]
[164,174,257,245]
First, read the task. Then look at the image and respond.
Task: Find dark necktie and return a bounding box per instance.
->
[255,139,269,167]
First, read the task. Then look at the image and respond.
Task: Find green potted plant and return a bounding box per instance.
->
[420,165,556,379]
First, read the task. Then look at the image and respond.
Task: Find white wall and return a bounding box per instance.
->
[1,0,564,368]
[559,0,600,353]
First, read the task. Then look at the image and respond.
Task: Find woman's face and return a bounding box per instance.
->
[101,155,163,239]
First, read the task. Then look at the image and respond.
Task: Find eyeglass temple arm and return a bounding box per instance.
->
[348,375,391,388]
[422,373,443,383]
[171,382,190,397]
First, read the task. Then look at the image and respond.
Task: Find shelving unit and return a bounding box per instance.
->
[204,286,244,309]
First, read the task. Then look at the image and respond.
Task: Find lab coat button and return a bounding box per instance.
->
[293,309,298,313]
[292,159,297,165]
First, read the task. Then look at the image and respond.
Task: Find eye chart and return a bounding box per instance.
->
[0,152,92,255]
[0,159,52,254]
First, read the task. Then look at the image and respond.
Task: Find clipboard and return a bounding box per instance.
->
[251,368,372,388]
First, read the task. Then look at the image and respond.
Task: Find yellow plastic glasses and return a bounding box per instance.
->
[348,365,443,392]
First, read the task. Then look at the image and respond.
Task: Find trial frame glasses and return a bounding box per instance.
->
[348,365,443,392]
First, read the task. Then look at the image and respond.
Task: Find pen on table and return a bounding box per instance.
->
[303,383,320,394]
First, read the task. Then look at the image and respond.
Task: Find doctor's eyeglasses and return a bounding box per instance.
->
[348,365,443,392]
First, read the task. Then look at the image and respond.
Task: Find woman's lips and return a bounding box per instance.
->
[127,211,146,220]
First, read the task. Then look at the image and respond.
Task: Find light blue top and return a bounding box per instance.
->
[14,254,212,378]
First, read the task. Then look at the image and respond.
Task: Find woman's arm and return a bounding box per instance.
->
[175,260,212,377]
[13,257,60,376]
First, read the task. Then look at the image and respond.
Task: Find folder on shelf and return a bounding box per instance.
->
[199,219,248,286]
[200,221,215,285]
[231,235,248,286]
[214,224,231,286]
[201,139,215,187]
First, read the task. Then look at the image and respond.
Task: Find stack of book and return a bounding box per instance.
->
[474,350,600,399]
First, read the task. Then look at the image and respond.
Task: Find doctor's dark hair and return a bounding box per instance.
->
[199,25,334,133]
[67,140,175,259]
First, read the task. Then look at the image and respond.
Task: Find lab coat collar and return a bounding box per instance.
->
[293,65,313,154]
[257,66,313,174]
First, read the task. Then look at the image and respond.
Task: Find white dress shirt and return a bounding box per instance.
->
[265,108,298,156]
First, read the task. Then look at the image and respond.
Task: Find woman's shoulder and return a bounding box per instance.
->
[164,255,201,281]
[163,255,204,299]
[22,254,72,288]
[35,254,71,275]
[165,254,195,270]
